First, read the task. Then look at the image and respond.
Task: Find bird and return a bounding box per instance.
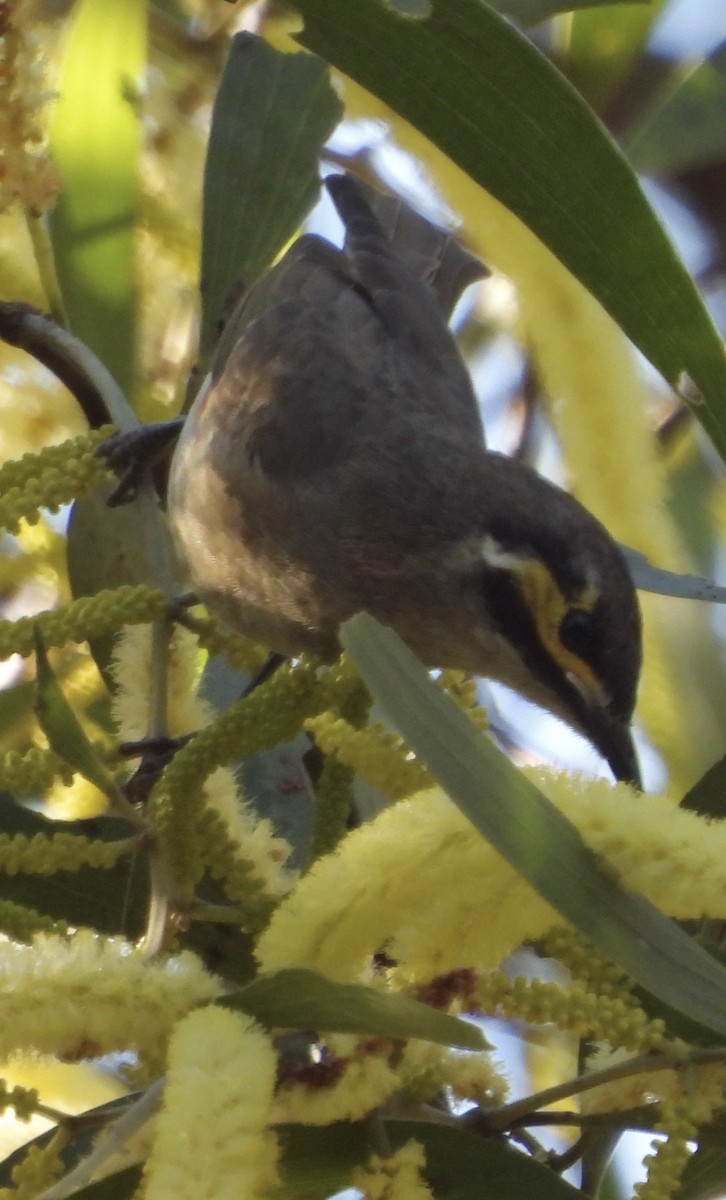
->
[167,172,642,788]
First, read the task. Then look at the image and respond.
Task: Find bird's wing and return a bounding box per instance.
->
[201,174,486,484]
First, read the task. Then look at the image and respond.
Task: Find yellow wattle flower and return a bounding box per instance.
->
[257,774,726,983]
[144,1007,279,1200]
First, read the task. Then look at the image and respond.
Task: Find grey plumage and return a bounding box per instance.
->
[168,173,642,785]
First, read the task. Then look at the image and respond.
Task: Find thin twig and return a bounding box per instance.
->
[484,1044,726,1133]
[0,301,139,432]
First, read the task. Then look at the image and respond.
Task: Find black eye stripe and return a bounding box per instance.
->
[482,569,584,711]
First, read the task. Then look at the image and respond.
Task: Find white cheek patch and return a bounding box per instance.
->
[480,535,530,572]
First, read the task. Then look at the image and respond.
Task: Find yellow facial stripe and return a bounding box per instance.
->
[510,558,600,691]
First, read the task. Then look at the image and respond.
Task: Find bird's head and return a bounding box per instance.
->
[452,452,642,786]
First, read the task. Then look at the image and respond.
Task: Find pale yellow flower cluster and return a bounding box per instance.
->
[111,624,208,744]
[258,773,726,983]
[273,1031,399,1125]
[583,1046,726,1126]
[203,767,294,901]
[0,0,58,216]
[398,1038,507,1107]
[273,1031,507,1127]
[0,0,60,216]
[0,931,220,1060]
[112,625,294,899]
[353,1140,434,1200]
[143,1007,279,1200]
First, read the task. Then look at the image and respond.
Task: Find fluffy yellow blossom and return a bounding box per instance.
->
[111,624,210,744]
[257,773,726,982]
[353,1140,433,1200]
[0,931,220,1059]
[582,1046,726,1126]
[273,1035,400,1126]
[113,628,293,897]
[203,767,294,900]
[143,1007,279,1200]
[397,1038,507,1107]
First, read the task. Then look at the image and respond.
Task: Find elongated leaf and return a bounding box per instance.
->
[627,41,726,176]
[34,630,118,800]
[294,0,726,459]
[226,967,486,1049]
[341,615,726,1037]
[199,33,343,365]
[0,800,146,938]
[622,546,726,604]
[275,1121,580,1200]
[675,1143,726,1200]
[49,0,147,395]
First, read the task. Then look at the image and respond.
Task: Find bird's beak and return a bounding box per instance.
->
[586,708,642,789]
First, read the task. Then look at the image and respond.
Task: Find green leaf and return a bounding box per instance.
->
[622,546,726,604]
[225,967,487,1049]
[48,0,147,396]
[34,629,119,801]
[66,481,175,684]
[294,0,726,460]
[275,1121,580,1200]
[627,41,726,176]
[341,614,726,1038]
[0,800,147,938]
[199,33,343,365]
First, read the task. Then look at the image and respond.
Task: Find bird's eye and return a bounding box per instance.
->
[559,607,599,662]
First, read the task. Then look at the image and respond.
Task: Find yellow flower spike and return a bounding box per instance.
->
[309,677,370,861]
[475,970,665,1053]
[398,1039,507,1107]
[0,1128,67,1200]
[201,767,294,901]
[192,616,269,679]
[143,1007,279,1200]
[0,931,221,1060]
[147,658,321,897]
[0,427,114,533]
[0,584,168,660]
[196,806,280,933]
[273,1038,400,1126]
[0,746,71,795]
[437,670,489,731]
[258,771,726,984]
[353,1140,433,1200]
[304,714,428,799]
[637,1099,699,1200]
[539,926,636,999]
[0,830,134,874]
[0,898,67,941]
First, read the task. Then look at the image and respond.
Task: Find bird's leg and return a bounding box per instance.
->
[97,418,185,506]
[117,650,288,802]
